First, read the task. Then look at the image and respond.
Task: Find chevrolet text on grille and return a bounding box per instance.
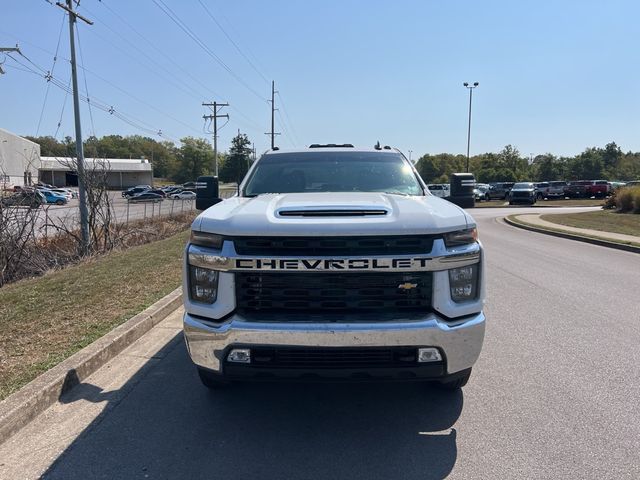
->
[187,246,480,272]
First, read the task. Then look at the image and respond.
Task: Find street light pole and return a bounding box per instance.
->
[463,82,479,173]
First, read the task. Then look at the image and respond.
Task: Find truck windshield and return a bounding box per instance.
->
[243,152,423,196]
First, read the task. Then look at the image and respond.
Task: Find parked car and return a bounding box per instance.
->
[586,180,610,197]
[0,190,45,208]
[146,188,167,198]
[427,184,450,198]
[127,192,163,203]
[170,191,196,200]
[50,188,73,200]
[508,182,537,205]
[122,186,149,198]
[534,182,550,199]
[546,181,569,198]
[473,184,490,201]
[564,180,591,198]
[39,189,68,205]
[625,180,640,187]
[488,182,515,200]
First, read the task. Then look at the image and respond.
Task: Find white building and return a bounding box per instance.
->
[0,128,41,189]
[39,157,154,189]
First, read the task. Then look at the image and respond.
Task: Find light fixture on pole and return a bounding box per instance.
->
[463,82,479,173]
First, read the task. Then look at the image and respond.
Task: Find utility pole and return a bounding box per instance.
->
[57,1,92,255]
[265,80,280,149]
[0,45,20,74]
[463,82,479,173]
[202,101,229,177]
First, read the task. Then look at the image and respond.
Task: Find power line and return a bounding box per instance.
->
[6,52,178,142]
[276,109,295,148]
[196,0,269,84]
[90,1,264,135]
[276,91,300,147]
[35,11,66,136]
[151,0,267,103]
[74,22,96,138]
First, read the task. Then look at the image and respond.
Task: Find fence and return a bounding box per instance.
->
[6,197,196,240]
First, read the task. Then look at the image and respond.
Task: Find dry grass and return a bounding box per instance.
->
[540,210,640,237]
[0,229,189,400]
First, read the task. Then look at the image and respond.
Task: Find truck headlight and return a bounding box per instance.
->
[448,265,479,302]
[444,228,478,248]
[190,231,224,249]
[189,266,219,303]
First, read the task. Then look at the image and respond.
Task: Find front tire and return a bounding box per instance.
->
[197,367,231,389]
[56,199,64,205]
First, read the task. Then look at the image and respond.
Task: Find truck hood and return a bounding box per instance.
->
[195,192,473,237]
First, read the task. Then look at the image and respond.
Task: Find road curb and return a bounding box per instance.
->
[0,287,183,445]
[503,215,640,254]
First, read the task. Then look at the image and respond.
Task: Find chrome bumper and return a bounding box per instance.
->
[183,311,485,376]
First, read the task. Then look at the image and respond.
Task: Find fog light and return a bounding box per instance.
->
[228,349,251,363]
[418,348,442,363]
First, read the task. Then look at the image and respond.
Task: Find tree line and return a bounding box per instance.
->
[25,135,640,186]
[415,142,640,184]
[25,133,254,185]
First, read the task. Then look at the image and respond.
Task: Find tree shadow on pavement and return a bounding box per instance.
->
[42,336,463,480]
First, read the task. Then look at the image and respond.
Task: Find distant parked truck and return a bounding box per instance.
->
[564,180,591,198]
[488,182,514,200]
[586,180,610,197]
[427,183,450,198]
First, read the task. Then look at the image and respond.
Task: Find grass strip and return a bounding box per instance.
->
[0,229,189,400]
[540,210,640,237]
[507,214,640,248]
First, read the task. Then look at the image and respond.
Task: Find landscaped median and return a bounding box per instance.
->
[0,229,189,401]
[505,211,640,252]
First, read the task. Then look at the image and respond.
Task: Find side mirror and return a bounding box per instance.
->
[196,176,222,211]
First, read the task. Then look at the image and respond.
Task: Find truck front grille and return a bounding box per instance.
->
[232,235,435,256]
[235,272,433,313]
[511,191,531,198]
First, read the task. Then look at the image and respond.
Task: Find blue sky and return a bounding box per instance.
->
[1,0,639,158]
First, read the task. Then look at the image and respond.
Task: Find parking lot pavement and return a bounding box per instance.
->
[1,206,639,479]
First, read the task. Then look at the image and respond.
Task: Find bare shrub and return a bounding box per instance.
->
[50,157,117,253]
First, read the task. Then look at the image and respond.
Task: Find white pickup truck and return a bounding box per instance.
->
[183,145,486,389]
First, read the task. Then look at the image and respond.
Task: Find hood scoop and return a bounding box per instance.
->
[277,207,389,217]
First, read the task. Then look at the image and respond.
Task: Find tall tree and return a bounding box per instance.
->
[219,132,252,184]
[173,137,214,183]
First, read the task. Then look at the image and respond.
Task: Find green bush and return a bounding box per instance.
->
[616,186,640,213]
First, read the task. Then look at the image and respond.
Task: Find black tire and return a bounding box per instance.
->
[508,201,513,205]
[438,369,472,389]
[56,199,64,205]
[197,367,230,389]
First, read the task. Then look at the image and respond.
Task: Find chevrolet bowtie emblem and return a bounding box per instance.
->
[398,282,418,290]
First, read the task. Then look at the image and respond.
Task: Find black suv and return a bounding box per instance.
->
[1,190,45,209]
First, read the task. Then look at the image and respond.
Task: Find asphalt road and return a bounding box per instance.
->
[2,206,639,479]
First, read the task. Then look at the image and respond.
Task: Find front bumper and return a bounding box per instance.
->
[183,310,485,379]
